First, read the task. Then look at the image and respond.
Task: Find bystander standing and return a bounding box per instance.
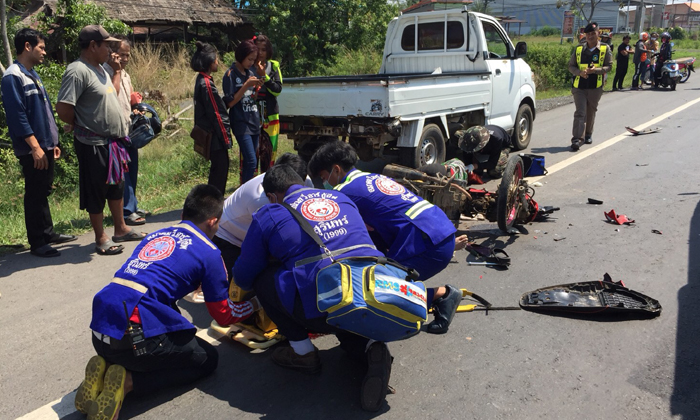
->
[612,35,632,91]
[56,25,146,256]
[1,28,77,257]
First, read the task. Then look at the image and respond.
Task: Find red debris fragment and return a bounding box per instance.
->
[604,209,635,225]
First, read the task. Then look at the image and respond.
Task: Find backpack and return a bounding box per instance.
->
[282,203,428,342]
[130,103,162,149]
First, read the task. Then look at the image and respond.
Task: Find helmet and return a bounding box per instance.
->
[661,32,671,42]
[640,32,649,41]
[457,126,490,153]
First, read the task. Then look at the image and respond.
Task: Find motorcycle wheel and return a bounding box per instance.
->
[496,155,525,233]
[680,67,690,83]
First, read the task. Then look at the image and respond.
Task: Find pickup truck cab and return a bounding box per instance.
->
[277,9,536,168]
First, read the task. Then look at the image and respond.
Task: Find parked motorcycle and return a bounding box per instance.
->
[677,57,696,83]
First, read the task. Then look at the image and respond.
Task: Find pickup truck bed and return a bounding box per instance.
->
[282,71,492,120]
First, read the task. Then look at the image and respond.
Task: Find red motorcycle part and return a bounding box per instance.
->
[604,209,635,225]
[525,194,539,224]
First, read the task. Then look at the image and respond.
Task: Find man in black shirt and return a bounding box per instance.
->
[566,22,613,151]
[612,35,632,91]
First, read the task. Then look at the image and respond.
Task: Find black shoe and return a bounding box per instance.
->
[48,234,77,244]
[361,342,392,412]
[612,88,618,91]
[30,244,60,258]
[584,136,592,144]
[426,285,462,334]
[571,140,582,151]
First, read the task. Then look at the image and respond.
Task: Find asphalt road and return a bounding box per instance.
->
[2,79,700,420]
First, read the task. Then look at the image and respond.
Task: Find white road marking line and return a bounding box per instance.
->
[15,328,223,420]
[528,95,700,183]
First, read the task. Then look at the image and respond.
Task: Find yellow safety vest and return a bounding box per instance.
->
[573,44,607,89]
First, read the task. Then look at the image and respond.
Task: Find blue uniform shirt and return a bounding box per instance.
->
[335,169,456,261]
[1,61,59,156]
[90,221,229,339]
[234,185,384,319]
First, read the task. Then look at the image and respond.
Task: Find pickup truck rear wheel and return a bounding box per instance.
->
[512,104,533,150]
[400,124,446,168]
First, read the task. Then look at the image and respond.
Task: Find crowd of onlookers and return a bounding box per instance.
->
[2,24,284,258]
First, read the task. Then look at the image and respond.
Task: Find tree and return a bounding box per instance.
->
[37,0,130,61]
[555,0,620,24]
[243,0,399,76]
[471,0,495,14]
[0,0,10,74]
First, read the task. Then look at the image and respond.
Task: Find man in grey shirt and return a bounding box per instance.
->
[56,25,146,255]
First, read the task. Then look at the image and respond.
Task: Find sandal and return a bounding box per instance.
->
[125,213,146,226]
[112,229,147,243]
[135,208,152,217]
[30,244,61,258]
[465,243,511,266]
[95,240,124,255]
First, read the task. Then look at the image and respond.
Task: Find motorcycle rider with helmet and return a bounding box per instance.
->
[653,32,673,88]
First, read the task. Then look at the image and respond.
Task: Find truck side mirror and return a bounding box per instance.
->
[514,41,527,59]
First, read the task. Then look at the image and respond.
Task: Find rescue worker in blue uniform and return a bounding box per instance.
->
[75,185,260,420]
[233,165,462,412]
[308,140,463,280]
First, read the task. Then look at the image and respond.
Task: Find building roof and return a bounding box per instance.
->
[686,2,700,12]
[24,0,243,26]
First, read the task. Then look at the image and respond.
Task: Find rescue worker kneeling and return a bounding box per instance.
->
[308,140,467,281]
[75,185,260,420]
[233,165,462,412]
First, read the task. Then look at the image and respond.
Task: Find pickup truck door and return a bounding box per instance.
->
[478,17,519,129]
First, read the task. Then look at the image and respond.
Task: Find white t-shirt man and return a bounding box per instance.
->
[215,173,314,247]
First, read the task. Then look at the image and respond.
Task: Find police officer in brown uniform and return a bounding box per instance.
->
[567,22,613,151]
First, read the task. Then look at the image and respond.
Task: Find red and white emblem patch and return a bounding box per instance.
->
[300,198,340,221]
[138,236,176,261]
[375,177,405,195]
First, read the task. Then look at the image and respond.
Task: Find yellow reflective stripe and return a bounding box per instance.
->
[574,46,583,88]
[173,223,217,250]
[574,45,607,88]
[405,201,433,219]
[334,171,368,191]
[596,45,607,88]
[111,277,148,294]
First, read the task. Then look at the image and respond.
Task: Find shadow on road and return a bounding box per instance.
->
[530,146,574,154]
[671,199,700,417]
[0,210,181,279]
[113,343,387,420]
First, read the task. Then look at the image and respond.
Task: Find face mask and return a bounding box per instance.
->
[651,38,657,41]
[323,168,336,190]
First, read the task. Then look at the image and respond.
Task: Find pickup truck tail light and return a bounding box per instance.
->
[280,122,294,132]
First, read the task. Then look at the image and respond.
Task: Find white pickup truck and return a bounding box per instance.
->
[277,9,536,168]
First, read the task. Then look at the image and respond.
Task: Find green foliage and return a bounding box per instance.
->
[530,26,561,37]
[470,0,492,14]
[524,43,573,90]
[317,46,383,76]
[244,0,398,76]
[37,0,130,61]
[669,26,686,41]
